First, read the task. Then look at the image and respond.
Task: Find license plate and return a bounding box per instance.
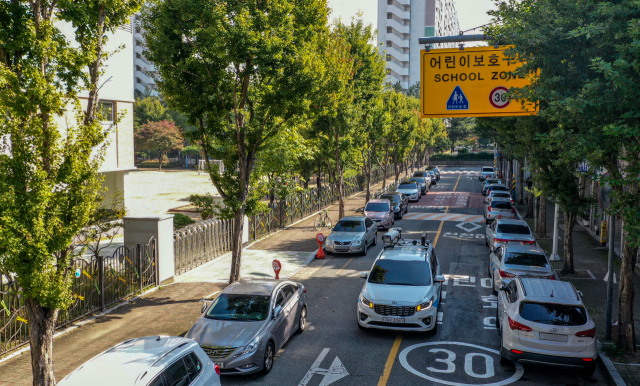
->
[382,317,405,323]
[215,362,224,369]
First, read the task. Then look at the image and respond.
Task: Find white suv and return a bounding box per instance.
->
[497,278,597,375]
[357,230,444,332]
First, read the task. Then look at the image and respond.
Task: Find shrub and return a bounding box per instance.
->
[457,147,469,154]
[173,213,196,229]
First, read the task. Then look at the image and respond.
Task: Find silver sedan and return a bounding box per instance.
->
[488,244,556,293]
[187,279,307,375]
[324,216,377,255]
[485,218,535,250]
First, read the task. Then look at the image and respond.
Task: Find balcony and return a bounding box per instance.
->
[387,6,410,21]
[385,60,409,77]
[386,32,409,49]
[386,18,410,35]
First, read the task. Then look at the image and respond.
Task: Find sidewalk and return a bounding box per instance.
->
[517,201,640,386]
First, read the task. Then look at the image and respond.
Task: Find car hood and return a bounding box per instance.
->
[187,316,267,347]
[363,283,433,306]
[328,231,363,241]
[364,211,388,219]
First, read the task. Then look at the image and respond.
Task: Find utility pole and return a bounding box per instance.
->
[605,213,616,340]
[549,203,560,261]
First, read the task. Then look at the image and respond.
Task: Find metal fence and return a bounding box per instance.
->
[173,163,421,275]
[0,239,157,357]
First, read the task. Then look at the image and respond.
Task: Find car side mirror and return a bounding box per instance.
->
[273,305,282,319]
[435,275,445,283]
[201,301,211,314]
[499,284,507,291]
[359,271,368,279]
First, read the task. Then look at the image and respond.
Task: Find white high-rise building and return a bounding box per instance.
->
[133,13,159,97]
[378,0,460,91]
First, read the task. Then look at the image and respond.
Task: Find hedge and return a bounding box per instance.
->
[430,152,494,161]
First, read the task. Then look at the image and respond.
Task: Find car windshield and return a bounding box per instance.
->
[206,294,271,321]
[493,201,512,210]
[498,224,530,235]
[398,183,417,189]
[412,172,426,177]
[486,179,499,185]
[490,186,509,192]
[519,302,588,326]
[368,260,432,286]
[504,252,548,267]
[365,203,389,212]
[380,195,401,204]
[482,167,494,172]
[333,221,364,232]
[410,178,425,184]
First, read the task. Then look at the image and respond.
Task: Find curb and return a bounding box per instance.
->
[0,285,162,365]
[598,346,628,386]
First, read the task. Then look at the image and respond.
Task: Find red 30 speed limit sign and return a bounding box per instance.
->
[489,86,510,109]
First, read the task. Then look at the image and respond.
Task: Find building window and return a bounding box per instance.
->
[387,12,392,19]
[387,41,392,47]
[98,101,114,122]
[386,68,391,75]
[386,55,392,61]
[425,26,435,37]
[387,0,392,4]
[387,27,392,33]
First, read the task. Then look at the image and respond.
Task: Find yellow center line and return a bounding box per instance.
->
[376,173,462,386]
[335,257,354,276]
[377,334,403,386]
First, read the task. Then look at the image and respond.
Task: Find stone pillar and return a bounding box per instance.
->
[124,215,175,285]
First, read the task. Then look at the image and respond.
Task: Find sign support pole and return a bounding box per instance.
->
[605,213,615,340]
[549,203,560,261]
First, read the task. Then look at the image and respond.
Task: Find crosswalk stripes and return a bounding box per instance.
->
[402,212,486,223]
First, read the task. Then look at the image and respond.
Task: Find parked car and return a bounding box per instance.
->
[408,177,429,194]
[426,170,437,185]
[425,166,440,181]
[479,166,496,181]
[188,279,307,375]
[364,198,395,229]
[357,230,444,332]
[484,184,510,199]
[412,171,432,186]
[324,216,377,255]
[396,181,420,201]
[482,178,501,194]
[489,244,556,293]
[487,192,513,205]
[58,336,222,386]
[379,192,409,219]
[497,278,596,375]
[485,218,535,250]
[484,197,516,222]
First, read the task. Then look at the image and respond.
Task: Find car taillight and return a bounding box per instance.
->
[521,240,535,245]
[508,316,532,331]
[488,206,492,212]
[499,269,515,278]
[214,363,220,375]
[546,274,556,280]
[511,207,516,214]
[494,238,509,244]
[576,327,596,338]
[303,288,307,293]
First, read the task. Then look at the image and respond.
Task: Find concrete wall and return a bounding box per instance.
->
[124,215,175,284]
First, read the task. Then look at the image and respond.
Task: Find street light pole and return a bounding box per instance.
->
[605,213,616,340]
[549,203,560,261]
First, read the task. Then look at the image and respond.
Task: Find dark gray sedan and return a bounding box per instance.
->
[187,279,307,375]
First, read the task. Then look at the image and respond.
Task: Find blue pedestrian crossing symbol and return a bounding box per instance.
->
[446,86,469,110]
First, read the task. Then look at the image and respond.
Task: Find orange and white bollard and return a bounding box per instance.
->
[316,233,325,259]
[272,259,281,279]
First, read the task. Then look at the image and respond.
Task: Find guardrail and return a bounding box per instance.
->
[0,239,157,357]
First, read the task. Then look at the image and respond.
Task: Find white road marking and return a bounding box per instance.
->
[481,278,492,288]
[441,291,447,300]
[484,316,498,330]
[437,311,444,324]
[604,271,617,283]
[298,348,349,386]
[455,222,482,232]
[481,295,497,308]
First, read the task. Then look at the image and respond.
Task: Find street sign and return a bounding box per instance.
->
[420,46,538,118]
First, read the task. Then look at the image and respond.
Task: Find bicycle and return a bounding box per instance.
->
[314,210,332,231]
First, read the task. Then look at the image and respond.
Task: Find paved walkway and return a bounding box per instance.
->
[518,200,640,386]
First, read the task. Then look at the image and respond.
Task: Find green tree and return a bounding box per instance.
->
[135,120,184,169]
[134,96,171,126]
[0,1,141,384]
[446,117,474,152]
[141,0,331,283]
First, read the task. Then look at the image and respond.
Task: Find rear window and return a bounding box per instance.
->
[485,179,499,185]
[493,202,512,210]
[410,178,425,184]
[365,203,389,212]
[399,182,417,189]
[519,302,588,326]
[380,195,401,204]
[492,193,510,198]
[482,167,494,172]
[497,224,530,235]
[490,186,509,192]
[504,252,548,267]
[413,172,426,177]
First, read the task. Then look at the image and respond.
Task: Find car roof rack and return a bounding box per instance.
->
[382,229,431,250]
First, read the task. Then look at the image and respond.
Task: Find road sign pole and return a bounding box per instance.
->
[606,213,615,340]
[549,203,560,261]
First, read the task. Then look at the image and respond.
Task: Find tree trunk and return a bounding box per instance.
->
[158,151,164,170]
[526,191,534,218]
[25,298,59,386]
[334,132,345,219]
[394,160,400,185]
[518,159,524,205]
[561,211,576,274]
[229,209,245,283]
[381,162,387,189]
[536,193,547,237]
[617,227,638,352]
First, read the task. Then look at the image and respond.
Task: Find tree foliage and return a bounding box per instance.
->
[134,120,184,169]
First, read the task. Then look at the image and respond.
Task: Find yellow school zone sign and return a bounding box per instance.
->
[420,46,538,118]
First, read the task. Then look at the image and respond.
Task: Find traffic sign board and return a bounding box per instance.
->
[420,46,538,118]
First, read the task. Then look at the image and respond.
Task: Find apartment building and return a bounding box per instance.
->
[56,19,137,208]
[133,14,159,97]
[378,0,460,91]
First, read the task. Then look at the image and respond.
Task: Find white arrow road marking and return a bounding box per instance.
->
[299,348,349,386]
[604,271,617,284]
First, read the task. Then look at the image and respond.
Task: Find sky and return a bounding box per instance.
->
[326,0,496,37]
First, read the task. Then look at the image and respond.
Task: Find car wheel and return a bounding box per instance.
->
[373,233,378,246]
[361,241,368,256]
[492,272,498,295]
[325,249,333,255]
[261,342,275,374]
[297,306,307,333]
[399,211,403,220]
[499,332,509,365]
[485,237,489,246]
[496,306,501,334]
